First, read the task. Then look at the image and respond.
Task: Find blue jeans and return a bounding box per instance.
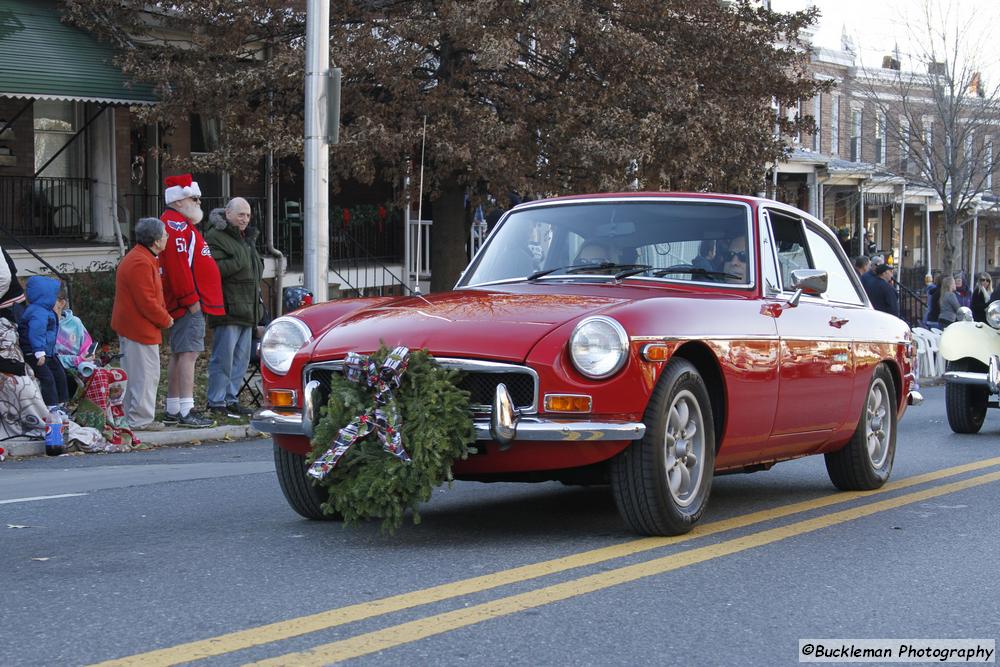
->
[207,325,252,407]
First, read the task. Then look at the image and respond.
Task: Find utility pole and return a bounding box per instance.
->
[303,0,331,301]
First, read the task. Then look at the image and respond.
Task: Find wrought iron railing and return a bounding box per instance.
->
[0,176,93,240]
[896,280,927,328]
[329,227,410,298]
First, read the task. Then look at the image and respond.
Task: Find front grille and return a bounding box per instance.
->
[304,360,537,414]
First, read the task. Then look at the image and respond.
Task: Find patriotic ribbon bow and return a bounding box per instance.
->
[307,346,412,480]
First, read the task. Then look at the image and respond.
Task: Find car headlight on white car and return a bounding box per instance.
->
[569,316,629,379]
[987,301,1000,329]
[260,316,312,375]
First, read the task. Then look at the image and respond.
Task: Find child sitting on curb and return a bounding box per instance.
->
[17,276,69,411]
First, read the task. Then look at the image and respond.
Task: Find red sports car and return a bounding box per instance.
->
[253,193,921,535]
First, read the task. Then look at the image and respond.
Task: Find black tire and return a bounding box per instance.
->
[273,444,339,520]
[611,358,716,536]
[945,358,989,434]
[825,365,897,491]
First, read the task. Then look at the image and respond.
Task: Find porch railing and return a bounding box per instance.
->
[0,176,93,240]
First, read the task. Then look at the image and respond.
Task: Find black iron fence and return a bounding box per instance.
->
[0,176,93,240]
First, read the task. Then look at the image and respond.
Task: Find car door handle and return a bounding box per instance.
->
[829,316,849,329]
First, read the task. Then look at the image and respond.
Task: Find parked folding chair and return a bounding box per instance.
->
[238,339,263,407]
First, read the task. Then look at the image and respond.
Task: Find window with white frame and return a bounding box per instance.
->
[987,137,994,190]
[831,95,840,155]
[850,106,862,161]
[812,96,822,151]
[899,117,911,173]
[875,111,886,164]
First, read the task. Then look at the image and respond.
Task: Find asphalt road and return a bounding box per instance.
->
[1,383,998,666]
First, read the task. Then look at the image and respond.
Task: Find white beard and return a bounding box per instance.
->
[173,198,204,225]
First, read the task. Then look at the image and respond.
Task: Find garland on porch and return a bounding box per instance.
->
[307,346,476,533]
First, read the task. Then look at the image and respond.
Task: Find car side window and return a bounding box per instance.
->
[766,209,811,290]
[804,225,865,305]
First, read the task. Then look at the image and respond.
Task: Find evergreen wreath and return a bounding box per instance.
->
[307,347,476,533]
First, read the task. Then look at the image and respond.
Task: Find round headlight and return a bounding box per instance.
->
[987,301,1000,329]
[260,316,312,374]
[569,316,629,379]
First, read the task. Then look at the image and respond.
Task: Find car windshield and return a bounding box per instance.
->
[460,199,753,287]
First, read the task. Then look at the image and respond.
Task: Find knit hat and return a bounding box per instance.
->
[875,263,893,275]
[164,174,201,205]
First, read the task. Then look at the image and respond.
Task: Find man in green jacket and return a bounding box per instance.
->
[204,198,264,416]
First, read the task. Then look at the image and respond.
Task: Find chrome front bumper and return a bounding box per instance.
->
[943,354,1000,394]
[251,383,646,444]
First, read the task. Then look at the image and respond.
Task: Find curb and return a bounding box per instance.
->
[2,424,264,459]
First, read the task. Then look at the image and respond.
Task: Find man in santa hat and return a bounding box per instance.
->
[159,174,224,428]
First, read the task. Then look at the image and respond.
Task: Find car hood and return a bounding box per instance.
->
[311,288,628,362]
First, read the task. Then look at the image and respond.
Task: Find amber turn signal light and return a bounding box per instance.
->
[266,389,297,408]
[544,394,592,413]
[641,343,670,362]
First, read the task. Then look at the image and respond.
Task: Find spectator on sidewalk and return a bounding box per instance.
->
[17,276,69,410]
[861,263,899,316]
[853,255,870,279]
[204,198,263,417]
[972,272,992,322]
[0,244,25,322]
[953,271,972,308]
[937,275,961,328]
[159,174,224,428]
[111,217,174,431]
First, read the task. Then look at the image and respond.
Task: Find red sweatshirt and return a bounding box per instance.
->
[159,208,225,319]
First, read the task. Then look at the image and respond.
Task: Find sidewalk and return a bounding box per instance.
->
[3,423,264,458]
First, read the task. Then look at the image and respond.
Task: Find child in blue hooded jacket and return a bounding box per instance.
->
[17,276,69,408]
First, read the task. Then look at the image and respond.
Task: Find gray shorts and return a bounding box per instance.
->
[169,310,205,353]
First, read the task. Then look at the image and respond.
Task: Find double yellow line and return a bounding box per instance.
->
[94,457,1000,667]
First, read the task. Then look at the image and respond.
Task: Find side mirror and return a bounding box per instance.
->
[791,269,828,295]
[784,269,828,309]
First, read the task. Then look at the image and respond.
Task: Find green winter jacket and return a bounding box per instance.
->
[204,208,264,328]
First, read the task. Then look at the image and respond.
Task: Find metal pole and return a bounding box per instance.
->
[858,183,865,256]
[972,211,979,277]
[925,199,933,281]
[414,116,427,293]
[898,184,906,269]
[303,0,330,302]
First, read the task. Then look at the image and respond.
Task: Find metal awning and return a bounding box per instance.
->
[0,0,157,105]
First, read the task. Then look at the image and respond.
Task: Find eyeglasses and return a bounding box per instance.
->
[982,278,992,283]
[723,251,747,263]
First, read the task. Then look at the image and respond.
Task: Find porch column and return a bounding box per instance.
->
[89,106,116,243]
[898,186,906,269]
[857,183,865,255]
[808,171,817,218]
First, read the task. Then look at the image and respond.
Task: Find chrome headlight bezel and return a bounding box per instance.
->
[569,316,629,379]
[260,316,312,375]
[987,301,1000,329]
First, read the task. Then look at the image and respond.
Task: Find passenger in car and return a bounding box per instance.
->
[693,240,716,272]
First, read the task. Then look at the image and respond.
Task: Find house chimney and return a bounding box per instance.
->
[969,71,984,97]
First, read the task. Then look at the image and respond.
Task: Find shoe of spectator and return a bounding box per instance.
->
[163,412,179,425]
[207,405,230,417]
[226,402,254,416]
[133,421,166,431]
[178,412,216,428]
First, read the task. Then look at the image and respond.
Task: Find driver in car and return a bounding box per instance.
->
[722,236,749,284]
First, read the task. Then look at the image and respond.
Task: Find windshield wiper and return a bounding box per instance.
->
[527,262,652,281]
[650,264,738,281]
